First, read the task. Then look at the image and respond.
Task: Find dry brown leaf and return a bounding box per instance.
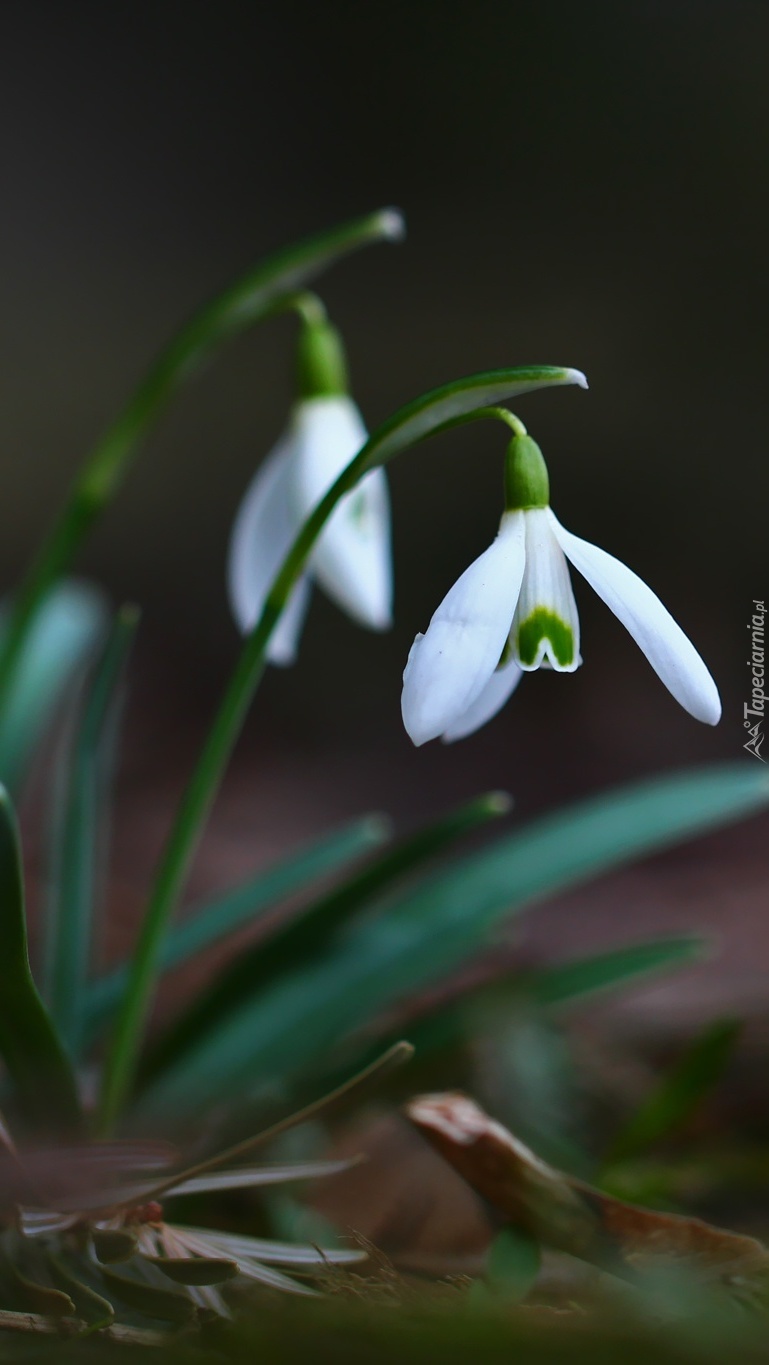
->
[406,1092,769,1288]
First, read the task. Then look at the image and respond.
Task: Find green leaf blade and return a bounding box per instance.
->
[135,764,767,1125]
[0,788,83,1135]
[0,581,108,794]
[97,1268,194,1325]
[363,366,587,471]
[44,607,139,1054]
[138,792,511,1091]
[530,936,709,1008]
[83,814,390,1043]
[605,1018,742,1168]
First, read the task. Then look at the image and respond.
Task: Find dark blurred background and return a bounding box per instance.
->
[2,1,767,1014]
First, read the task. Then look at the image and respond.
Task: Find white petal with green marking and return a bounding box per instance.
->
[511,509,580,671]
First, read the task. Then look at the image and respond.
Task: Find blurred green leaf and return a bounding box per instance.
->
[97,1268,194,1324]
[1,1256,75,1318]
[531,937,707,1008]
[46,1250,115,1327]
[390,936,706,1071]
[44,606,139,1054]
[84,814,391,1043]
[599,1146,769,1209]
[604,1018,742,1168]
[139,792,510,1089]
[485,1227,541,1301]
[0,787,83,1134]
[134,764,768,1124]
[0,581,107,794]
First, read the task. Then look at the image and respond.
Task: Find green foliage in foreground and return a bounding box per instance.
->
[4,1294,769,1365]
[132,762,768,1127]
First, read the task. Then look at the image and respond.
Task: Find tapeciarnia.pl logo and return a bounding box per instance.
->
[744,599,766,761]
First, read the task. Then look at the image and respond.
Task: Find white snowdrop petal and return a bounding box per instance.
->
[401,513,527,746]
[227,432,312,664]
[290,395,369,507]
[291,396,393,629]
[511,508,580,672]
[549,510,721,724]
[441,656,524,742]
[265,576,312,665]
[317,467,393,628]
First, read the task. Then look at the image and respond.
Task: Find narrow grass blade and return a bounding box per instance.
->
[0,788,83,1135]
[530,936,708,1008]
[134,763,768,1124]
[604,1018,742,1168]
[0,582,107,794]
[83,814,389,1042]
[44,607,138,1054]
[139,791,510,1089]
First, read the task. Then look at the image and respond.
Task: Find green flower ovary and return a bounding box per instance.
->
[504,434,550,512]
[516,608,576,667]
[296,317,349,399]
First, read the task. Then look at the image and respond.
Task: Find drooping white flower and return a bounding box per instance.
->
[228,316,392,664]
[402,429,721,744]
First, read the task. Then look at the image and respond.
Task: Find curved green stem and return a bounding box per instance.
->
[0,209,403,717]
[96,365,585,1133]
[444,405,528,439]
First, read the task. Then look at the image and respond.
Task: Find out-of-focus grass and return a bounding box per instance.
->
[9,1294,769,1365]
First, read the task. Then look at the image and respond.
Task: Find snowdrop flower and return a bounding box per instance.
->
[228,314,392,663]
[402,424,721,744]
